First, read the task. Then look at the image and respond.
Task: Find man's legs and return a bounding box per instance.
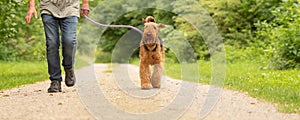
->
[42,14,62,92]
[59,16,78,87]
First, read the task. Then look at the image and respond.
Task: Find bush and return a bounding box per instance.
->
[200,0,281,46]
[255,1,300,69]
[0,0,45,61]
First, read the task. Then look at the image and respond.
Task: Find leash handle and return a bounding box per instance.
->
[80,8,90,11]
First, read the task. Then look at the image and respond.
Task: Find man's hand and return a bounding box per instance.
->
[80,0,89,16]
[25,0,37,24]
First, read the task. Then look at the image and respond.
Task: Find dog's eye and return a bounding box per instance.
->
[154,26,157,30]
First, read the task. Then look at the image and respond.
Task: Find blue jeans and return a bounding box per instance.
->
[42,14,78,81]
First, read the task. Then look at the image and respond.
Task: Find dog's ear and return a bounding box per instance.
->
[157,23,165,29]
[142,18,147,23]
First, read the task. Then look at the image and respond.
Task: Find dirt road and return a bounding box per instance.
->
[0,64,299,120]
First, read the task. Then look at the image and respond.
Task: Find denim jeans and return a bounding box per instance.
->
[42,14,78,81]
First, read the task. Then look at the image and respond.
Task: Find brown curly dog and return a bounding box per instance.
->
[139,16,165,89]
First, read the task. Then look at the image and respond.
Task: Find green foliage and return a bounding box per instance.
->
[0,61,48,90]
[200,0,281,46]
[225,45,260,63]
[171,0,210,60]
[0,0,297,69]
[255,1,300,69]
[94,48,111,63]
[0,0,45,61]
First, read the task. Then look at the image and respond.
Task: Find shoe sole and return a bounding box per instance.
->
[65,80,75,87]
[48,89,62,93]
[65,82,75,87]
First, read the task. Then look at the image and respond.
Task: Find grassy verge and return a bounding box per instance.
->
[224,61,300,113]
[0,61,48,90]
[131,58,300,113]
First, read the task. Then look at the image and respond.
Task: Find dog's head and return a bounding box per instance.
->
[141,16,165,50]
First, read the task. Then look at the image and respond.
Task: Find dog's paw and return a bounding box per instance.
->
[152,84,160,88]
[141,84,152,90]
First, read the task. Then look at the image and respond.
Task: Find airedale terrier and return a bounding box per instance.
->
[139,16,165,89]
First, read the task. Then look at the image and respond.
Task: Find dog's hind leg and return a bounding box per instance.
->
[151,63,163,88]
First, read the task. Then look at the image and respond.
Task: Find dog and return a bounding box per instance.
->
[139,16,165,89]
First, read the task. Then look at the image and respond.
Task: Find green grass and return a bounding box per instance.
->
[224,61,300,113]
[103,69,112,73]
[0,61,48,90]
[131,59,300,113]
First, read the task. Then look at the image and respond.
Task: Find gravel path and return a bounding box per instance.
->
[0,64,299,120]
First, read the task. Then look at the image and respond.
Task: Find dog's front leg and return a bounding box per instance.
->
[140,63,151,90]
[151,63,163,88]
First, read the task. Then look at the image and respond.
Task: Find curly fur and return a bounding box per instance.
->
[139,16,165,89]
